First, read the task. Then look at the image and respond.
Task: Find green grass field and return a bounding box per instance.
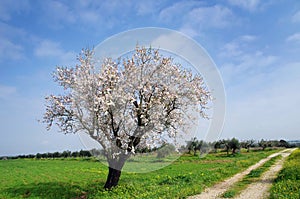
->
[270,148,300,199]
[0,150,279,199]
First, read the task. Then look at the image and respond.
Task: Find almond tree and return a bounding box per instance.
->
[43,46,211,189]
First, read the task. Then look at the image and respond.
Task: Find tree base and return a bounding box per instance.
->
[104,167,122,189]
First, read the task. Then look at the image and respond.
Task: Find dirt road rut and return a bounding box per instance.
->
[188,149,296,199]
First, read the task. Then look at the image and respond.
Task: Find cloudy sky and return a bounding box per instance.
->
[0,0,299,156]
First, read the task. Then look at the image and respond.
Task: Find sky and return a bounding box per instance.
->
[0,0,299,156]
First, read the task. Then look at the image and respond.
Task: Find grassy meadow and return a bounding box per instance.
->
[0,149,282,199]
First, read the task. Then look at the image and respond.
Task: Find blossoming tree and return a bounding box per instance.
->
[43,46,211,189]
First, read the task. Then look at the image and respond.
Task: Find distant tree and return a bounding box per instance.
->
[228,138,240,154]
[53,151,61,158]
[240,141,247,149]
[42,46,211,189]
[269,140,279,147]
[41,153,47,158]
[61,150,71,158]
[27,154,35,158]
[186,139,194,154]
[48,152,54,158]
[18,155,26,159]
[90,149,102,157]
[199,141,210,155]
[213,140,222,153]
[279,139,290,148]
[79,150,84,157]
[196,140,204,155]
[179,145,187,153]
[71,151,79,157]
[219,138,240,155]
[247,140,255,152]
[80,150,92,157]
[157,144,176,158]
[186,137,202,156]
[258,139,268,150]
[241,139,255,152]
[220,139,230,155]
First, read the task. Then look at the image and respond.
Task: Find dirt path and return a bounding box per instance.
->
[188,149,295,199]
[234,148,296,199]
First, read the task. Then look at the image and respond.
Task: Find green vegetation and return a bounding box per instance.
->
[270,148,300,199]
[0,150,279,199]
[222,155,281,198]
[184,137,295,157]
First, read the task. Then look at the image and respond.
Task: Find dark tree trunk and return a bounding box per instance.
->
[232,148,236,154]
[103,155,128,189]
[104,167,122,189]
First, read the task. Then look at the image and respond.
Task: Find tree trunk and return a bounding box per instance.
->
[104,167,122,189]
[104,155,128,189]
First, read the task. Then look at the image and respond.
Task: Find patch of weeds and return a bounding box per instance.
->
[159,174,192,185]
[222,190,236,198]
[270,149,300,199]
[247,169,261,178]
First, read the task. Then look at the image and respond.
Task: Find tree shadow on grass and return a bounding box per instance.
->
[3,181,104,199]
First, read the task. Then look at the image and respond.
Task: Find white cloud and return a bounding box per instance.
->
[0,39,24,61]
[0,21,25,37]
[40,1,76,29]
[219,35,257,58]
[34,40,76,65]
[135,1,163,16]
[0,85,17,100]
[221,42,243,57]
[159,1,203,23]
[34,40,63,57]
[40,0,163,30]
[187,5,234,28]
[0,22,26,62]
[220,51,277,88]
[286,33,300,43]
[160,2,235,37]
[240,35,257,42]
[78,10,101,24]
[227,0,261,11]
[291,10,300,23]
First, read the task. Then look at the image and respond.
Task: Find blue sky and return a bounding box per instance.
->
[0,0,299,156]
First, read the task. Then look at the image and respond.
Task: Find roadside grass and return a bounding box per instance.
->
[222,155,281,198]
[0,149,279,199]
[270,148,300,199]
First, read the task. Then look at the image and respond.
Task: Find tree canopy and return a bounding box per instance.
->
[43,46,211,188]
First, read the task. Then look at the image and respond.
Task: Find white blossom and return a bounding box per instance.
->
[43,46,211,163]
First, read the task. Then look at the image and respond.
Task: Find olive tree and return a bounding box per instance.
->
[43,46,211,189]
[228,138,240,154]
[240,139,255,152]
